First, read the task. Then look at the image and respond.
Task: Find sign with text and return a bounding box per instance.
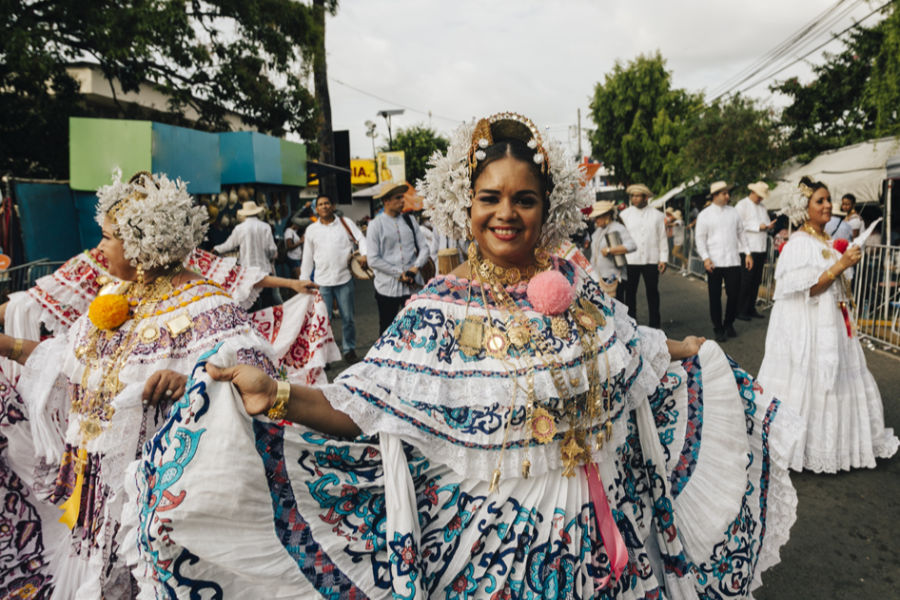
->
[307,159,377,187]
[377,151,406,184]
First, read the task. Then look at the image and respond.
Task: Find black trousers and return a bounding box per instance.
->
[625,264,661,328]
[738,252,766,316]
[375,291,411,334]
[707,266,741,330]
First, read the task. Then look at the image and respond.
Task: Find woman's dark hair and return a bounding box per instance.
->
[799,175,828,196]
[470,138,553,223]
[842,193,856,208]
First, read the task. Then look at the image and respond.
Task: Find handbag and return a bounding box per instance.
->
[338,217,374,280]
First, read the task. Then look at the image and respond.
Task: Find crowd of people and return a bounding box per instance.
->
[0,112,894,598]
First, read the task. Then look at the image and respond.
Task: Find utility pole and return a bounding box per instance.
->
[378,109,404,151]
[577,108,582,160]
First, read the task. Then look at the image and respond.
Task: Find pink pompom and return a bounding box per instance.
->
[833,238,849,254]
[527,270,575,315]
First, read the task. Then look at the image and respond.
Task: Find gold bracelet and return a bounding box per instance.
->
[267,380,291,420]
[7,338,24,362]
[825,269,836,281]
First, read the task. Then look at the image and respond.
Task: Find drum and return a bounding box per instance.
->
[437,248,461,275]
[348,252,374,280]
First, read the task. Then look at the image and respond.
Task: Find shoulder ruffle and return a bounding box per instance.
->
[322,259,666,482]
[774,233,833,300]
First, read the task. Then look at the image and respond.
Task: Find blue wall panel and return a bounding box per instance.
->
[251,133,283,184]
[219,132,258,184]
[14,182,82,262]
[152,123,221,194]
[73,192,102,251]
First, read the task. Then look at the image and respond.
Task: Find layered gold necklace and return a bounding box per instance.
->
[457,248,613,489]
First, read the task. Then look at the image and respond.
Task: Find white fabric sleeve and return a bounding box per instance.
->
[773,236,827,301]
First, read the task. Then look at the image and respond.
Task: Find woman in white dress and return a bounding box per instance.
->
[758,176,898,472]
[122,114,801,599]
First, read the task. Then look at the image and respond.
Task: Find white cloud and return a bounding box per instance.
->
[325,0,883,158]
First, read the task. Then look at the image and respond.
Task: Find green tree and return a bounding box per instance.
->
[1,0,323,178]
[673,95,784,190]
[589,52,701,193]
[381,125,449,185]
[863,1,900,137]
[771,23,882,161]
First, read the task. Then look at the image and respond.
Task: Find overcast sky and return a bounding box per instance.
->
[323,0,885,160]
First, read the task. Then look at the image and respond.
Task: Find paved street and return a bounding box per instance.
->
[327,270,900,598]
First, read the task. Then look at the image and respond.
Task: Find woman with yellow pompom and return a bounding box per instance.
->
[0,171,278,598]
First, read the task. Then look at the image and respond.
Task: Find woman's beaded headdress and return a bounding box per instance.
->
[420,112,591,249]
[96,169,208,269]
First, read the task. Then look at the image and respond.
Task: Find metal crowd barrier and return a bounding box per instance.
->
[668,230,776,311]
[0,259,65,304]
[852,243,900,351]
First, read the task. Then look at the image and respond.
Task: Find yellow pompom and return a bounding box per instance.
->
[88,294,131,330]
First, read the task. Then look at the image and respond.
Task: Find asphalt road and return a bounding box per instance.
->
[328,271,900,599]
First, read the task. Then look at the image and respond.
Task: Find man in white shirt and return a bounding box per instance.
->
[300,195,367,363]
[735,182,774,320]
[840,193,864,238]
[214,200,279,309]
[695,181,752,342]
[366,183,430,333]
[620,183,667,328]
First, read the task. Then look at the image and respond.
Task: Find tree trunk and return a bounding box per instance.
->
[313,0,336,198]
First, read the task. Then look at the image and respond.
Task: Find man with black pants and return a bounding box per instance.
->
[695,181,752,342]
[620,183,667,328]
[736,182,773,320]
[366,183,430,333]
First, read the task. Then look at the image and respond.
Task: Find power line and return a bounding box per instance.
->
[721,0,892,100]
[708,0,856,97]
[709,0,866,100]
[329,77,463,124]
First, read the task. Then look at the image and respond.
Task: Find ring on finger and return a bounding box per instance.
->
[165,389,173,397]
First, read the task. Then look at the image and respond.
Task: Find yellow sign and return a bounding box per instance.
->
[351,159,377,185]
[377,151,406,184]
[307,159,378,187]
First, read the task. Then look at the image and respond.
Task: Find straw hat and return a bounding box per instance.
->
[673,210,683,220]
[237,200,266,218]
[626,183,652,197]
[374,182,409,200]
[747,181,769,199]
[708,181,733,197]
[588,200,616,219]
[665,206,674,214]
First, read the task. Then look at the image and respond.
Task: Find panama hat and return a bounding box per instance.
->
[588,200,617,219]
[708,181,733,197]
[626,183,652,197]
[747,181,769,199]
[374,182,409,200]
[237,200,266,218]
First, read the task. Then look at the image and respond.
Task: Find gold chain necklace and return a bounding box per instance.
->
[460,249,613,489]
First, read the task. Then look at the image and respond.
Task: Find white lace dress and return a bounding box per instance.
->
[758,231,899,472]
[125,259,799,599]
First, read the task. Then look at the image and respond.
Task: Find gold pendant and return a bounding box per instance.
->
[551,316,570,339]
[822,249,832,260]
[140,324,160,343]
[579,298,606,326]
[605,419,613,441]
[489,468,501,493]
[79,415,103,442]
[166,313,193,337]
[484,327,509,359]
[561,432,583,478]
[507,324,530,347]
[574,308,597,331]
[530,407,556,443]
[456,316,485,357]
[521,458,531,479]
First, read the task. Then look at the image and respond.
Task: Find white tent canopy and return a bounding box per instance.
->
[650,177,700,208]
[765,137,900,211]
